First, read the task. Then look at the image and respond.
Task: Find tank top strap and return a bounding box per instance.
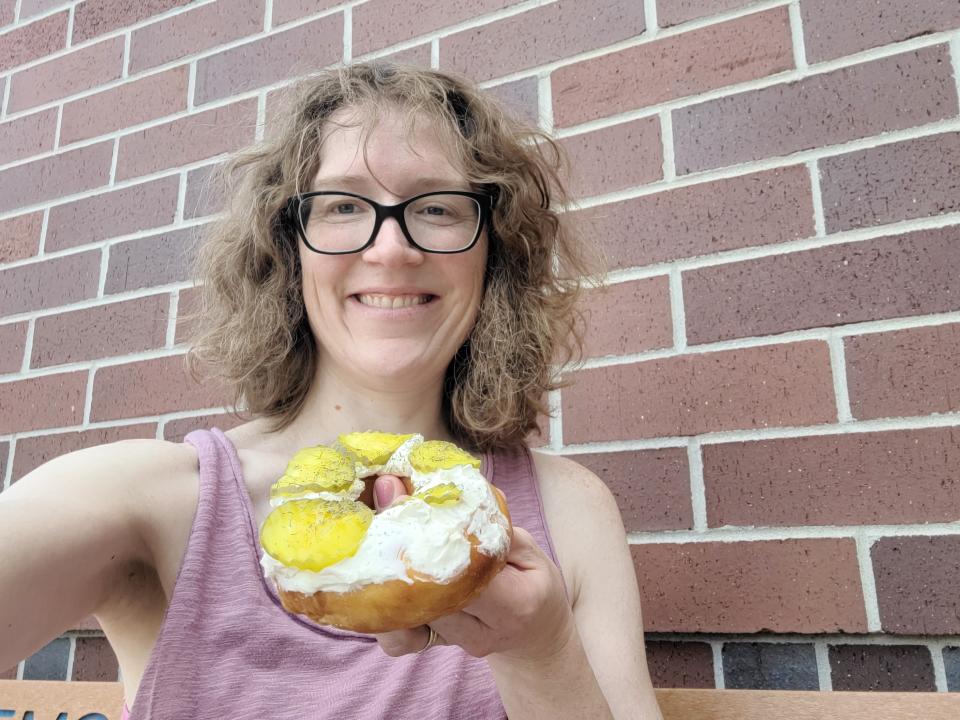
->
[486,444,561,568]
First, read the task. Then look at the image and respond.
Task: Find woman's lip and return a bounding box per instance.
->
[349,294,437,312]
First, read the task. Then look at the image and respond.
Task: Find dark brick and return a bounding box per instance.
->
[71,636,119,681]
[0,251,101,320]
[845,324,960,420]
[72,0,192,43]
[486,76,539,127]
[560,117,663,198]
[163,411,246,442]
[802,0,960,63]
[0,142,113,214]
[572,165,814,270]
[683,226,960,344]
[0,107,56,164]
[0,371,87,434]
[0,10,67,73]
[704,428,960,527]
[571,448,692,531]
[184,164,223,220]
[658,0,756,26]
[104,227,200,294]
[674,46,957,174]
[0,321,27,373]
[0,662,17,679]
[830,644,935,691]
[579,277,673,358]
[273,0,342,26]
[722,642,819,690]
[646,640,715,689]
[820,132,960,233]
[872,535,960,635]
[943,647,960,692]
[22,637,70,680]
[0,441,8,492]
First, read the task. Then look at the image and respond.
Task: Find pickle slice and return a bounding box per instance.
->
[261,498,373,572]
[410,440,480,473]
[271,446,356,501]
[338,431,415,466]
[414,482,462,507]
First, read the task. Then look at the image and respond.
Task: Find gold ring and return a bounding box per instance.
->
[417,626,440,654]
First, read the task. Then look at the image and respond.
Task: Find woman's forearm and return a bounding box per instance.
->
[486,625,614,720]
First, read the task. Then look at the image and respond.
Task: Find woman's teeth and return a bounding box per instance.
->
[356,294,432,309]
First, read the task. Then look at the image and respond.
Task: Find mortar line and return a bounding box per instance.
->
[548,388,563,451]
[82,366,96,426]
[711,641,725,689]
[64,635,76,680]
[1,68,11,117]
[827,335,853,423]
[121,31,130,78]
[659,109,675,181]
[2,438,14,490]
[187,60,197,111]
[931,639,949,692]
[108,137,119,185]
[264,0,273,31]
[667,268,686,351]
[16,659,23,680]
[255,91,266,141]
[20,318,35,373]
[175,170,188,222]
[687,439,707,531]
[65,3,74,48]
[343,5,352,63]
[642,0,658,38]
[807,159,826,237]
[53,104,63,149]
[430,38,439,69]
[13,0,21,23]
[856,533,882,632]
[950,33,960,105]
[538,74,553,133]
[649,631,960,645]
[787,1,807,70]
[165,290,180,348]
[37,206,49,255]
[814,642,832,690]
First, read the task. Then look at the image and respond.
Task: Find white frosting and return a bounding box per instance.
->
[260,438,510,595]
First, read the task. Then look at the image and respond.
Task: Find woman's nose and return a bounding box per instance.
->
[361,217,423,266]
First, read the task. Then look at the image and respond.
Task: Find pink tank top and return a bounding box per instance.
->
[125,427,561,719]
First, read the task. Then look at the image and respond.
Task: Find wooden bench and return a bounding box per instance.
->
[1,679,958,718]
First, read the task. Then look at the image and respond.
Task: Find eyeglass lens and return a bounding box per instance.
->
[298,194,481,253]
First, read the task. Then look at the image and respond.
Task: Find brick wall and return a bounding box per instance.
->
[1,0,959,693]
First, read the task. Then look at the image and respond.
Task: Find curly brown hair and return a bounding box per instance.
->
[186,62,598,451]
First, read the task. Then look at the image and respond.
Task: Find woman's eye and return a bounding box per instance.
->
[334,203,358,214]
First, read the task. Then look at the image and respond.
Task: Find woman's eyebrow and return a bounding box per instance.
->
[312,174,469,191]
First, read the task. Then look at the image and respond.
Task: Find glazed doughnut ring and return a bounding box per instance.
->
[259,431,512,633]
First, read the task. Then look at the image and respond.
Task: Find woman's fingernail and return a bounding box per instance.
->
[374,479,394,510]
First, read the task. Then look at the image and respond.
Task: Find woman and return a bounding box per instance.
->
[0,63,662,719]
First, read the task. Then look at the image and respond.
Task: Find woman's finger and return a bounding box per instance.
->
[372,474,407,512]
[375,624,445,657]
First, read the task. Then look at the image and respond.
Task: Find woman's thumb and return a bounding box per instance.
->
[373,475,406,512]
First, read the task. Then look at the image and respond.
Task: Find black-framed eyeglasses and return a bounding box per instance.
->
[282,190,493,255]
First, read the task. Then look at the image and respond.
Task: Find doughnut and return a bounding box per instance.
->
[259,431,512,633]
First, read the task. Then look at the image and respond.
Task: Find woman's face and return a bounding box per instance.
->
[298,107,488,390]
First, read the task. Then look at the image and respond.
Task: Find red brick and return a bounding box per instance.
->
[579,277,672,358]
[115,99,257,182]
[560,117,662,198]
[658,0,756,27]
[183,163,223,220]
[553,7,793,128]
[129,0,263,74]
[646,641,715,688]
[0,107,56,164]
[163,411,245,442]
[571,448,692,531]
[72,0,192,43]
[820,132,960,233]
[830,644,935,691]
[194,15,341,105]
[0,371,87,434]
[71,636,118,681]
[845,324,960,420]
[562,341,835,443]
[0,321,27,372]
[7,36,124,113]
[0,211,43,262]
[683,226,960,344]
[674,45,957,174]
[574,165,814,270]
[0,10,66,72]
[90,354,228,420]
[442,0,646,83]
[703,427,960,527]
[803,0,960,63]
[11,422,156,481]
[173,284,201,345]
[633,539,867,633]
[273,0,341,26]
[31,294,170,368]
[0,251,100,319]
[872,535,960,635]
[104,227,199,294]
[0,141,112,214]
[485,76,539,127]
[353,0,513,55]
[60,66,189,145]
[46,175,180,252]
[19,0,68,19]
[0,1,13,25]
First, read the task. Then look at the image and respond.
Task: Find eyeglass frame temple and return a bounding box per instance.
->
[283,190,494,255]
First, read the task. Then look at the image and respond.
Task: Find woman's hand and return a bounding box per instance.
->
[371,474,575,662]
